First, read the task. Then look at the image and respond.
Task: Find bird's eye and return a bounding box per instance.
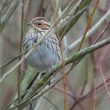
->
[37,22,42,25]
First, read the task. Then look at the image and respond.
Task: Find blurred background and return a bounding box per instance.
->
[0,0,110,110]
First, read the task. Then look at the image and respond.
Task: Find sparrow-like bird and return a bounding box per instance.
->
[24,17,61,73]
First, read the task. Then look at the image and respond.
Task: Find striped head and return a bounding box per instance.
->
[27,17,50,31]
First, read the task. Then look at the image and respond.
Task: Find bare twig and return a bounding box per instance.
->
[68,9,110,52]
[77,0,99,51]
[59,7,87,40]
[80,60,89,95]
[99,64,110,98]
[42,96,61,110]
[93,78,96,110]
[54,87,85,110]
[0,0,21,32]
[0,53,23,70]
[93,22,110,44]
[17,0,25,109]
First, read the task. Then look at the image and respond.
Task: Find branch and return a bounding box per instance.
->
[0,0,21,32]
[68,9,110,52]
[57,0,91,37]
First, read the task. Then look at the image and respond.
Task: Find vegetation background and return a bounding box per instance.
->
[0,0,110,110]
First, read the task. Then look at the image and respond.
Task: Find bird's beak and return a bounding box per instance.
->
[27,21,33,27]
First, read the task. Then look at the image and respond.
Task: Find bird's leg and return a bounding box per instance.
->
[51,65,56,74]
[48,65,58,85]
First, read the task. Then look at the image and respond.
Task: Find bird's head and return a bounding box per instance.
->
[27,17,50,31]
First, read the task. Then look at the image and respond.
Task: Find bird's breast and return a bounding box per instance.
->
[24,30,60,72]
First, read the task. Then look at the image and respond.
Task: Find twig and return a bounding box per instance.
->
[60,0,83,38]
[0,0,21,32]
[93,22,110,44]
[99,64,110,99]
[68,9,110,52]
[93,77,96,110]
[54,87,73,99]
[77,0,99,51]
[54,87,85,110]
[59,7,87,40]
[0,53,23,70]
[17,0,25,109]
[80,60,88,95]
[42,96,61,110]
[59,36,68,110]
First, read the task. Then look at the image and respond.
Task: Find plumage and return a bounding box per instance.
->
[24,17,61,72]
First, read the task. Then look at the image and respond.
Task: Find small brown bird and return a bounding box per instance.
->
[24,17,61,73]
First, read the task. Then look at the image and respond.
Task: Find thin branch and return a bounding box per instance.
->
[93,78,96,110]
[77,0,99,51]
[42,96,61,110]
[68,9,110,52]
[99,64,110,99]
[0,53,23,70]
[59,7,87,40]
[54,87,73,99]
[54,87,85,110]
[57,0,91,37]
[93,22,110,44]
[80,60,88,95]
[0,0,21,32]
[17,0,25,109]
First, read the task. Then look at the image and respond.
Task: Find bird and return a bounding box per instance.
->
[23,17,61,74]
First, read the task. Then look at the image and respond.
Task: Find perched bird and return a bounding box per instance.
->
[24,17,61,73]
